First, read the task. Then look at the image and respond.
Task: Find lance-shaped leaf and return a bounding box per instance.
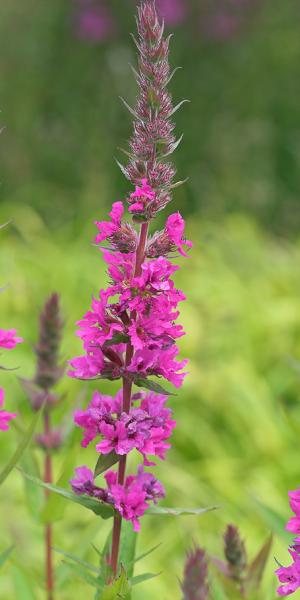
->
[147,505,217,516]
[134,543,161,565]
[0,545,14,569]
[131,572,161,586]
[54,547,100,575]
[0,408,42,486]
[134,377,175,396]
[62,560,100,588]
[244,535,273,594]
[20,471,114,519]
[94,451,120,478]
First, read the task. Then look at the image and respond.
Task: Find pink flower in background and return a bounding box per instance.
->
[73,1,115,44]
[0,388,16,431]
[0,328,23,350]
[156,0,187,26]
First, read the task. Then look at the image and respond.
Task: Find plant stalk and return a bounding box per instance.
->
[110,222,149,576]
[44,410,54,600]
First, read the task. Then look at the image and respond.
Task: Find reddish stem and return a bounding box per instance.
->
[110,222,149,577]
[44,411,54,600]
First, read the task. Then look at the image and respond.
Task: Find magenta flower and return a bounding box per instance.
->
[166,212,193,257]
[95,202,124,244]
[0,328,23,350]
[0,388,16,431]
[74,389,176,464]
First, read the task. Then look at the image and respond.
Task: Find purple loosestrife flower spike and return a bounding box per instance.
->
[35,293,64,391]
[181,546,210,600]
[69,0,191,576]
[224,524,247,581]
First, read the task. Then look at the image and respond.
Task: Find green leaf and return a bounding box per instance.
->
[147,505,217,516]
[100,566,131,600]
[134,377,175,396]
[0,545,14,569]
[94,451,120,478]
[134,543,162,564]
[11,566,37,600]
[131,572,161,586]
[20,471,114,519]
[0,409,42,486]
[104,333,130,347]
[119,520,137,579]
[54,547,100,575]
[245,535,273,594]
[62,560,100,588]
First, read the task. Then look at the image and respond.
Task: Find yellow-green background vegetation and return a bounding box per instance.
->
[1,0,300,598]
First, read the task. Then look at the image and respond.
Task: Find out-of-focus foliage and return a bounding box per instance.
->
[0,0,300,598]
[0,0,300,235]
[0,213,300,598]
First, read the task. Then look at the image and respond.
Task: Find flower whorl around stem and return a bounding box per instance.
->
[120,0,187,221]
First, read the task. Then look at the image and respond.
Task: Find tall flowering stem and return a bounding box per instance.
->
[21,293,64,600]
[69,0,191,580]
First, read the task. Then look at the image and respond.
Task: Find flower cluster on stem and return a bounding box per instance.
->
[276,487,300,596]
[69,0,191,577]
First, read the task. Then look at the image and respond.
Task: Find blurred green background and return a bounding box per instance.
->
[1,0,300,598]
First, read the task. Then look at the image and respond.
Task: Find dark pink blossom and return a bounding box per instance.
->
[95,202,124,244]
[128,179,156,214]
[0,388,16,431]
[166,212,193,257]
[0,328,23,350]
[105,466,164,531]
[74,388,176,463]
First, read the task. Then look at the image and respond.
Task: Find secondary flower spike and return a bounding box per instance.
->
[69,0,191,574]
